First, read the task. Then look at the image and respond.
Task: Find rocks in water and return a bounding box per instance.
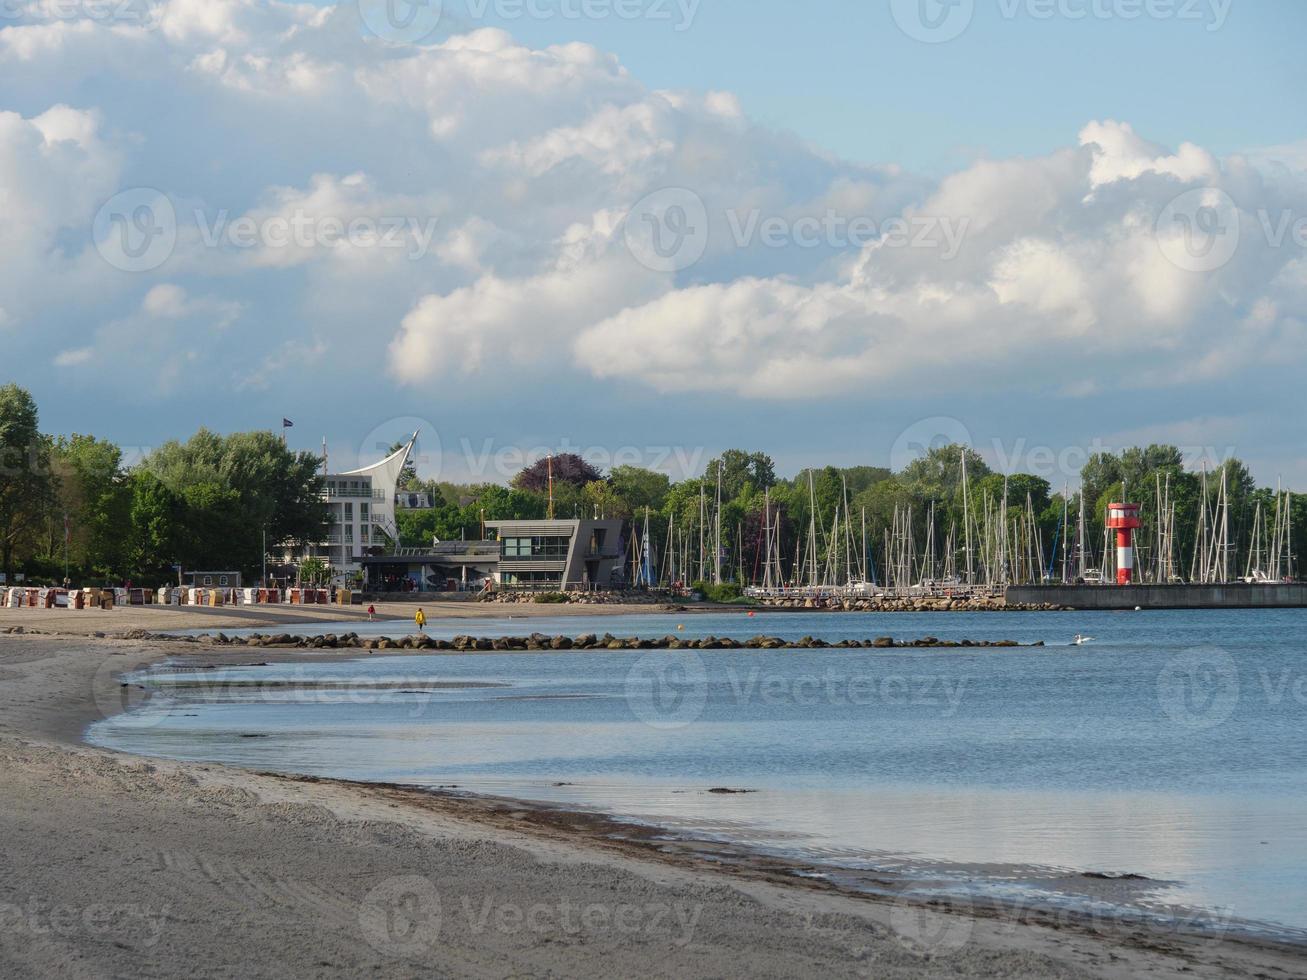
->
[479,590,667,606]
[65,624,1044,655]
[754,595,1072,612]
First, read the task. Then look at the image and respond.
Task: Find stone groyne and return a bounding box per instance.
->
[67,628,1043,652]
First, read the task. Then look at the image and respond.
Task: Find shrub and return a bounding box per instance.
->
[691,580,743,603]
[533,592,570,604]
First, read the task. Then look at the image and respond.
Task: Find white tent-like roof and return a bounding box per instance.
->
[343,430,419,495]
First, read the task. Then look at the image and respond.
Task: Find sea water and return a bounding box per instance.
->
[88,609,1307,939]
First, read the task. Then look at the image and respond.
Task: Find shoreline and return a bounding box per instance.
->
[2,629,1304,977]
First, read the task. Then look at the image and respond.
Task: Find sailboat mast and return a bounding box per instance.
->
[713,462,723,585]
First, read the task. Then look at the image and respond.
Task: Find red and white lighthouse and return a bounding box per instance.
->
[1105,503,1142,585]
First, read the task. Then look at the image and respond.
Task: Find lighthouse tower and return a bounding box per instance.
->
[1105,503,1142,585]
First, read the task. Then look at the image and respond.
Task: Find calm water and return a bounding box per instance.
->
[93,609,1307,939]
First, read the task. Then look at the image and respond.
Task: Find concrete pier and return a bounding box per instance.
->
[1006,583,1307,610]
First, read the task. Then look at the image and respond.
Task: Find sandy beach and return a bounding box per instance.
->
[1,608,1303,978]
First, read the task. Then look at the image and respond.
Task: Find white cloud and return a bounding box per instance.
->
[53,346,92,367]
[0,2,1302,431]
[0,103,122,325]
[577,122,1307,399]
[1079,120,1218,187]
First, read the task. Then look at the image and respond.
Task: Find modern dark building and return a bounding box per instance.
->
[359,518,628,592]
[487,519,626,590]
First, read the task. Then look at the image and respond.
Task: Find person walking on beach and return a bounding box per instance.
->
[414,607,426,632]
[367,603,376,621]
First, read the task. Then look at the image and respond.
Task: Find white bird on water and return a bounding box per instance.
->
[1072,634,1094,646]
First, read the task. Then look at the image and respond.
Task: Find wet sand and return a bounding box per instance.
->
[0,628,1303,978]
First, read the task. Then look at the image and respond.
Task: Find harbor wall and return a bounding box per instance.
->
[1006,583,1307,610]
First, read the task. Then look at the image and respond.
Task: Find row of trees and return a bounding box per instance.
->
[397,445,1305,586]
[0,385,327,584]
[3,379,1302,586]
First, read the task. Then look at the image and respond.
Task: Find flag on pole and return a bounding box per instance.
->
[282,418,294,428]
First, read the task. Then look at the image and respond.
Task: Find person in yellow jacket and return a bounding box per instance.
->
[414,607,426,632]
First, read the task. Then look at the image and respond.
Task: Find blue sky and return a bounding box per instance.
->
[2,0,1305,488]
[407,0,1306,170]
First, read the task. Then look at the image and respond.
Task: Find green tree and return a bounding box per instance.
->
[0,384,51,581]
[609,466,672,512]
[51,434,131,577]
[127,472,186,578]
[705,450,776,498]
[138,429,327,575]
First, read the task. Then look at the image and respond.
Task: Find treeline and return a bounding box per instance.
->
[4,380,1302,586]
[400,446,1306,584]
[0,385,327,584]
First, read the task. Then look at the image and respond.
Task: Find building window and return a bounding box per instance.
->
[344,503,353,521]
[345,525,353,542]
[361,503,369,521]
[501,536,570,561]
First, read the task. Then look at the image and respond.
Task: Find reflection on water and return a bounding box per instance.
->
[95,608,1307,939]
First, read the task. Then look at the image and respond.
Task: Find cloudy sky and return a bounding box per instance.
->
[2,0,1305,488]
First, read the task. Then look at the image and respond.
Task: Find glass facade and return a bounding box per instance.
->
[501,536,571,561]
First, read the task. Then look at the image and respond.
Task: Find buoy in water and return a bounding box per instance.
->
[677,624,684,631]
